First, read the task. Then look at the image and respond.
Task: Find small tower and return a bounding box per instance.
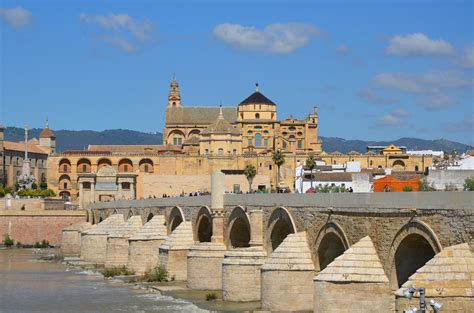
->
[167,74,181,107]
[39,119,56,154]
[0,123,4,153]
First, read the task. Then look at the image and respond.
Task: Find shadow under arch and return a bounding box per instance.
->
[195,206,212,242]
[146,212,154,222]
[313,221,350,271]
[266,207,297,253]
[127,209,134,220]
[168,206,185,234]
[387,220,442,289]
[226,206,251,249]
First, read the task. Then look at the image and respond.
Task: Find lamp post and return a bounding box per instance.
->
[403,286,442,313]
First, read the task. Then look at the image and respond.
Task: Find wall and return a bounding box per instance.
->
[0,210,85,245]
[427,169,474,191]
[0,198,66,211]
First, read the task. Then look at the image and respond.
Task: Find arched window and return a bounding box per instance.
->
[139,159,154,173]
[255,113,260,119]
[218,148,224,155]
[118,159,133,173]
[59,159,71,173]
[255,134,261,147]
[77,159,91,173]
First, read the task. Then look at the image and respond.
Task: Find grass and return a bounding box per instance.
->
[101,266,135,278]
[142,265,169,282]
[205,292,217,301]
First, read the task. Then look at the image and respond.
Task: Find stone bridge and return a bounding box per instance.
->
[66,172,473,312]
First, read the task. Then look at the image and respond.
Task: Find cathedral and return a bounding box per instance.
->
[163,77,322,155]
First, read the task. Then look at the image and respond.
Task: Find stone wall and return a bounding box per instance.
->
[0,210,85,245]
[427,169,474,191]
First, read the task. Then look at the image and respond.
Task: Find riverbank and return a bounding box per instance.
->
[42,250,262,312]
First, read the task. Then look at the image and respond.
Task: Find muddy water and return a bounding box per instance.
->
[0,249,206,313]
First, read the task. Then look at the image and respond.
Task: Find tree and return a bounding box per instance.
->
[243,164,257,192]
[464,177,474,191]
[272,150,285,189]
[305,154,317,189]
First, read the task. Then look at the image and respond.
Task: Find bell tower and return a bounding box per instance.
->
[167,74,181,107]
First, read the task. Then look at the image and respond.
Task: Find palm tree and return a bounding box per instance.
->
[305,154,316,189]
[272,150,285,189]
[243,164,257,193]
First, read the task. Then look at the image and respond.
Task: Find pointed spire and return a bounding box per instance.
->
[168,74,181,107]
[218,105,223,119]
[255,82,259,92]
[45,118,49,129]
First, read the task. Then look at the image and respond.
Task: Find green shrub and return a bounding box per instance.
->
[403,186,413,192]
[142,265,169,282]
[464,177,474,191]
[0,188,4,198]
[40,182,48,190]
[205,292,217,301]
[16,241,22,248]
[102,266,135,278]
[31,183,38,190]
[41,240,49,248]
[17,189,56,198]
[3,234,14,247]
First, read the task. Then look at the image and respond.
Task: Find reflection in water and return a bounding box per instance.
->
[0,249,205,313]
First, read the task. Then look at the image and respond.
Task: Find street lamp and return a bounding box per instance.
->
[403,286,442,313]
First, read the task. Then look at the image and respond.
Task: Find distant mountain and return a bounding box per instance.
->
[3,127,471,153]
[4,127,163,152]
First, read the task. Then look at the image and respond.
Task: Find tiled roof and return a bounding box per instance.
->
[261,232,314,271]
[40,127,55,138]
[239,91,276,106]
[314,236,389,283]
[202,110,241,135]
[396,243,474,298]
[3,141,48,155]
[88,145,165,154]
[165,106,237,125]
[311,172,352,182]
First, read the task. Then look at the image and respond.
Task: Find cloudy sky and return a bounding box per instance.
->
[1,0,473,145]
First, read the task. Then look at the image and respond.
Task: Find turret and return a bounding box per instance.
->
[167,74,181,107]
[39,119,56,154]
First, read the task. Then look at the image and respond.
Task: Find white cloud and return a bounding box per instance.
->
[418,93,456,110]
[392,108,410,117]
[79,12,154,53]
[376,114,402,126]
[458,45,474,69]
[336,44,349,55]
[385,33,454,56]
[358,87,398,104]
[213,22,321,54]
[0,6,32,28]
[443,114,474,133]
[373,71,472,94]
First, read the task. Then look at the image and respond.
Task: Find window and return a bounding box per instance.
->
[144,165,149,173]
[172,102,176,106]
[63,164,68,172]
[289,126,296,131]
[255,113,260,119]
[173,137,182,145]
[82,164,87,172]
[232,149,237,155]
[282,141,287,150]
[369,160,373,166]
[263,130,269,135]
[282,131,288,136]
[255,134,261,147]
[123,165,129,172]
[248,130,253,135]
[264,138,268,147]
[83,182,91,190]
[122,182,131,190]
[248,138,252,146]
[269,165,272,170]
[297,131,303,136]
[205,149,209,155]
[63,182,68,189]
[254,126,262,130]
[415,165,419,171]
[218,148,224,155]
[297,140,302,149]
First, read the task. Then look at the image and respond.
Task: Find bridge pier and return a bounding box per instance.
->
[187,171,227,290]
[127,215,167,275]
[61,222,92,257]
[159,221,194,280]
[105,216,142,269]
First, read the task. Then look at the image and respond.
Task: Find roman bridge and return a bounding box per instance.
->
[69,172,473,312]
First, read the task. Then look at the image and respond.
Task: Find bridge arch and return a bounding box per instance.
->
[168,206,185,234]
[226,206,251,249]
[195,206,212,242]
[388,220,442,289]
[313,222,350,271]
[146,212,154,222]
[266,207,297,252]
[127,210,133,219]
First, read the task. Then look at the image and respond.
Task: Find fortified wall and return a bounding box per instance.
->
[69,179,473,312]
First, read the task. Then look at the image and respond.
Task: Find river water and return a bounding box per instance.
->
[0,249,207,313]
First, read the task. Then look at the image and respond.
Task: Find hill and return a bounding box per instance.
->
[3,127,471,153]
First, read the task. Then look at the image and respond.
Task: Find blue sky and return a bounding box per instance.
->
[1,0,473,145]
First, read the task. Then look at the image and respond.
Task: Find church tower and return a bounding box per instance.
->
[167,75,181,107]
[39,119,56,155]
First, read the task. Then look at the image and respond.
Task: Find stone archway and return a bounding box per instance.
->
[388,220,442,289]
[168,206,185,234]
[267,207,296,252]
[195,206,212,242]
[146,213,154,222]
[313,222,350,271]
[227,206,251,248]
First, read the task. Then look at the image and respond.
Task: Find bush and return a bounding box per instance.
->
[3,234,14,247]
[31,183,38,190]
[17,189,56,198]
[403,186,413,192]
[102,266,135,278]
[142,265,169,282]
[0,188,4,198]
[16,241,22,248]
[464,177,474,191]
[205,292,217,301]
[39,182,48,190]
[419,179,433,192]
[33,240,49,248]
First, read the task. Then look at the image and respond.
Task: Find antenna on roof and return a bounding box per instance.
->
[255,82,259,92]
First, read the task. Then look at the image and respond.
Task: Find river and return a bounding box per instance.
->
[0,249,207,313]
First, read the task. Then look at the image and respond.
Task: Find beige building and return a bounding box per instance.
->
[46,78,432,206]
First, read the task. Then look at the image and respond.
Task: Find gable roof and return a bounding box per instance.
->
[165,106,237,125]
[4,141,48,155]
[239,91,276,106]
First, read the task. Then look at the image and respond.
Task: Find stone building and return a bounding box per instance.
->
[46,77,432,206]
[0,122,55,188]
